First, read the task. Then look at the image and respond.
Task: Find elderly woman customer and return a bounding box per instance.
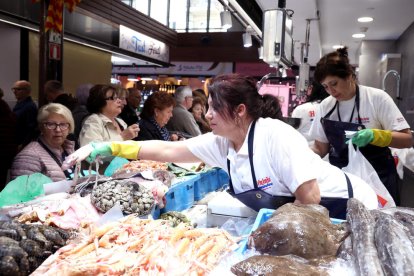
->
[137,91,179,141]
[10,103,76,182]
[189,96,211,134]
[79,84,139,147]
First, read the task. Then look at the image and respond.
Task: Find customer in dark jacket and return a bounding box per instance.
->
[12,80,38,147]
[120,87,142,126]
[45,80,77,110]
[137,91,178,141]
[0,88,18,189]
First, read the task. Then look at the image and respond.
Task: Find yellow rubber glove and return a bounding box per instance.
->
[371,129,392,147]
[110,141,141,160]
[87,141,141,163]
[351,129,392,147]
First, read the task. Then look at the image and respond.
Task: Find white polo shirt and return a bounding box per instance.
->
[309,85,410,143]
[186,118,377,209]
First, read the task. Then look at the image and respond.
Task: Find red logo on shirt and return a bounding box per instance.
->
[308,110,315,117]
[257,176,273,190]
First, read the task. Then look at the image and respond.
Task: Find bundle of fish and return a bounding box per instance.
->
[232,203,349,275]
[91,179,155,216]
[0,221,70,276]
[344,198,414,276]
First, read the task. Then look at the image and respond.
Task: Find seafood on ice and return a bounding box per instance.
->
[32,215,238,275]
[8,193,101,230]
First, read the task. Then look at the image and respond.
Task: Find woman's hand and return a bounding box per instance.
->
[122,124,140,140]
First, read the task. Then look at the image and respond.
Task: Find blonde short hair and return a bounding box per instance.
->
[37,103,75,133]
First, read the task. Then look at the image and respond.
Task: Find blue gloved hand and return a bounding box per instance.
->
[86,142,112,163]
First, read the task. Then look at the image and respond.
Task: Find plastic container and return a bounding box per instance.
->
[215,168,229,190]
[194,168,230,200]
[236,208,345,254]
[194,169,217,200]
[161,174,199,213]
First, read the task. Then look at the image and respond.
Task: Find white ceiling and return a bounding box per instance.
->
[256,0,414,66]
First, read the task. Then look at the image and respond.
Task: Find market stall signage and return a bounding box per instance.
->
[112,61,233,76]
[119,25,169,63]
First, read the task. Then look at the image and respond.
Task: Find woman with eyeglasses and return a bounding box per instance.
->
[10,103,77,181]
[79,84,139,148]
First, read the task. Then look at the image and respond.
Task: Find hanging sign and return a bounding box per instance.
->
[112,61,233,76]
[119,25,169,63]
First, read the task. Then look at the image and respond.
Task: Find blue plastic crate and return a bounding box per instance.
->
[215,168,229,190]
[194,171,211,201]
[195,169,222,200]
[237,208,345,254]
[161,174,199,213]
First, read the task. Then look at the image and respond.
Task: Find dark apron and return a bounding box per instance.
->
[320,86,399,205]
[226,120,353,220]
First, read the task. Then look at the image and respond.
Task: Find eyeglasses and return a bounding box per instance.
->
[105,95,125,101]
[43,122,70,130]
[12,87,25,91]
[185,96,193,100]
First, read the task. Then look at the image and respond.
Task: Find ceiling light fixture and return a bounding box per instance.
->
[352,33,366,38]
[258,46,263,59]
[243,33,252,47]
[127,75,139,81]
[358,16,373,23]
[243,26,253,48]
[141,77,153,81]
[220,9,232,30]
[332,44,344,49]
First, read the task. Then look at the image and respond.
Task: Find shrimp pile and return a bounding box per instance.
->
[119,160,168,172]
[31,215,238,275]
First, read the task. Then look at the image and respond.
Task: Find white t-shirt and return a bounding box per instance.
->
[186,118,377,209]
[291,101,320,143]
[309,85,410,143]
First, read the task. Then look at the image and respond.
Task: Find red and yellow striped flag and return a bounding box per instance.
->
[32,0,81,33]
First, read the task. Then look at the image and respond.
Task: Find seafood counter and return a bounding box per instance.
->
[0,158,413,275]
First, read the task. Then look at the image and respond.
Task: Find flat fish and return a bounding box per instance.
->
[248,203,347,259]
[346,198,384,276]
[231,255,328,276]
[374,213,414,276]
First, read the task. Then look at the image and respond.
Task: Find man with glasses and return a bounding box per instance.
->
[166,86,201,138]
[11,80,38,147]
[120,88,142,127]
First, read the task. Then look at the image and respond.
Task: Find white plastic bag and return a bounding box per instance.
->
[342,142,396,208]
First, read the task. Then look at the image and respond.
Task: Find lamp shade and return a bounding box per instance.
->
[220,10,232,29]
[258,46,263,59]
[243,32,252,47]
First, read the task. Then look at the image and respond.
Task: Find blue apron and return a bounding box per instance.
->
[226,120,353,219]
[320,85,399,205]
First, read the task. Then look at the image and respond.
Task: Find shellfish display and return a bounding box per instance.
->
[91,179,155,216]
[0,221,70,276]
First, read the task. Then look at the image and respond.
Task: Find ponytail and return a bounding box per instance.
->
[260,94,283,120]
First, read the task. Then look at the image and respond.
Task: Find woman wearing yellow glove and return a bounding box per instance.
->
[308,47,412,205]
[68,74,380,219]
